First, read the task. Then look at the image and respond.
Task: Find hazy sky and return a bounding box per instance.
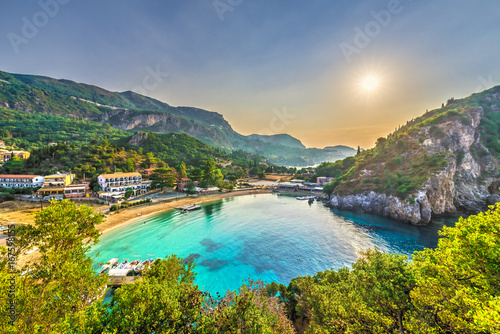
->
[1,0,499,148]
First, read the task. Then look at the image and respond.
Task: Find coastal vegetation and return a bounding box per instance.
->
[1,201,498,333]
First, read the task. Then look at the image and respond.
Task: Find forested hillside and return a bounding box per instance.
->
[0,70,354,165]
[321,86,500,224]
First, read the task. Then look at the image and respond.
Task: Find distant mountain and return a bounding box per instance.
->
[0,70,352,165]
[247,134,306,149]
[323,86,500,225]
[323,145,357,155]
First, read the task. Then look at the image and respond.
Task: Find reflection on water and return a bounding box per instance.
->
[90,194,456,295]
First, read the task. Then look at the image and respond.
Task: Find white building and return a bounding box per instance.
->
[97,172,148,197]
[0,175,45,188]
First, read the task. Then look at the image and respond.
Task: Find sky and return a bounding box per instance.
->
[1,0,499,149]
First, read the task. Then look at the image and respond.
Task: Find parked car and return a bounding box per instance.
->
[152,195,158,198]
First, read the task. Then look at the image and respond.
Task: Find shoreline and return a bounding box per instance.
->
[98,189,272,236]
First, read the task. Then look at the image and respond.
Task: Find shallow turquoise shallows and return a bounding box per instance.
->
[89,194,456,295]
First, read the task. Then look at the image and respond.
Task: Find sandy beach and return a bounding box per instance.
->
[5,188,294,267]
[98,189,271,235]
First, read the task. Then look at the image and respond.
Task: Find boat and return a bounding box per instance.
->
[177,204,201,212]
[296,196,315,200]
[98,258,119,274]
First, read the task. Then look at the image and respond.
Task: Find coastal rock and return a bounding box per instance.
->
[329,192,430,225]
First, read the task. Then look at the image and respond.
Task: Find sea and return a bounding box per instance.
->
[89,193,458,296]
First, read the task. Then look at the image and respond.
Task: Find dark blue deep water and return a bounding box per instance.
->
[89,194,457,295]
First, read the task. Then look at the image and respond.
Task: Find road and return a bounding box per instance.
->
[130,190,187,203]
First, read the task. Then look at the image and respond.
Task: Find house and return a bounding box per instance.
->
[63,182,90,198]
[97,172,148,197]
[277,182,304,191]
[37,173,75,197]
[316,177,334,185]
[0,175,44,188]
[0,150,30,162]
[142,168,155,176]
[177,178,192,191]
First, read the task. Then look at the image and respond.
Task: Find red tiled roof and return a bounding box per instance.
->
[0,174,41,179]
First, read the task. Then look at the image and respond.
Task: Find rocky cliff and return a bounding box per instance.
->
[327,89,500,225]
[94,109,234,148]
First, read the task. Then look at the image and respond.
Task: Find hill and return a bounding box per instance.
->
[0,70,353,165]
[322,86,500,224]
[0,107,269,192]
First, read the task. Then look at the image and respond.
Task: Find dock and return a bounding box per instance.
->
[176,204,201,212]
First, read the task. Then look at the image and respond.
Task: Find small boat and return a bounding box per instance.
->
[177,204,201,212]
[296,196,315,200]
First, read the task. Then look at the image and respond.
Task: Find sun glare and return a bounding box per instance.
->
[361,76,379,92]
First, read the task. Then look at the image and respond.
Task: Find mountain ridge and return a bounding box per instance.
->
[0,70,354,165]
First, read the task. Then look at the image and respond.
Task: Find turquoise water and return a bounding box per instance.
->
[89,194,457,295]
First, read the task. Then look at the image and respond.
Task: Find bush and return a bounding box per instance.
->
[109,204,120,212]
[429,125,445,139]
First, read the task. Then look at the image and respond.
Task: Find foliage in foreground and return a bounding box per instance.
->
[0,200,294,333]
[1,201,499,333]
[274,203,500,333]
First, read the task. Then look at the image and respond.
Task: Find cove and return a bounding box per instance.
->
[89,194,456,295]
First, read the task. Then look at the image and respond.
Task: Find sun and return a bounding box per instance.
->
[361,76,379,92]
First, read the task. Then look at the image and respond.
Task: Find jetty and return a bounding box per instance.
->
[176,204,201,212]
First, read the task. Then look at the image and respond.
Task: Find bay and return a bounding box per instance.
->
[89,193,456,295]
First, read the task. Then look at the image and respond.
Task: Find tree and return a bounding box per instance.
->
[202,158,216,185]
[2,156,25,174]
[323,178,341,199]
[125,158,135,172]
[124,187,134,199]
[102,255,203,333]
[1,200,107,333]
[410,203,500,333]
[186,181,197,194]
[178,161,187,179]
[145,152,157,168]
[150,168,175,191]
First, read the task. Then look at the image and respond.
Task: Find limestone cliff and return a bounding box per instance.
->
[327,88,500,225]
